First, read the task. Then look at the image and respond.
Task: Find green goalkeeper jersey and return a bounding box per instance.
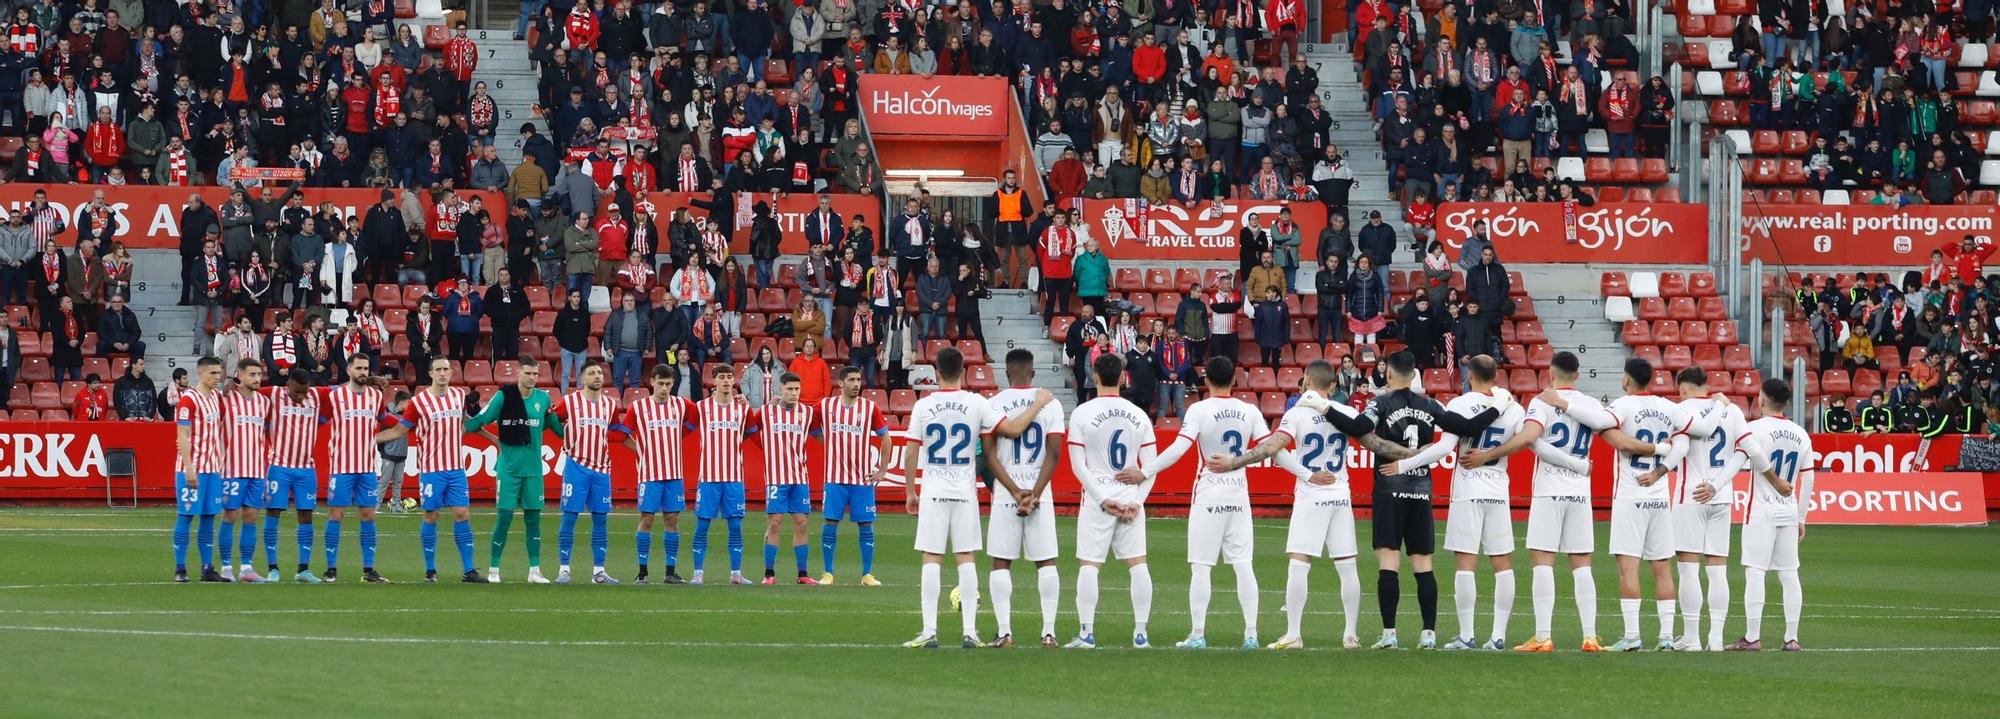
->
[464,387,561,477]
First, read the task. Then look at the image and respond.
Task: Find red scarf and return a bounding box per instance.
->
[851,312,875,346]
[455,291,471,315]
[270,333,295,369]
[42,251,58,284]
[61,308,75,341]
[1561,200,1579,243]
[204,256,220,289]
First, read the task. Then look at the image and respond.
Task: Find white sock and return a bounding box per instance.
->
[1706,565,1730,648]
[1130,563,1153,635]
[1532,564,1556,640]
[1037,566,1061,638]
[1232,562,1259,639]
[1076,565,1100,636]
[989,569,1014,638]
[1573,566,1598,638]
[593,565,604,574]
[1656,599,1678,641]
[1187,564,1213,637]
[1491,569,1515,644]
[1453,570,1478,641]
[1743,567,1767,642]
[1335,558,1361,639]
[1620,598,1642,640]
[957,562,980,637]
[1677,561,1703,640]
[920,562,942,636]
[1778,569,1803,642]
[1284,558,1311,638]
[560,564,570,574]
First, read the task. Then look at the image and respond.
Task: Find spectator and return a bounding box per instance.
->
[1174,284,1212,350]
[1420,241,1453,306]
[1155,323,1194,420]
[157,369,189,421]
[442,279,483,361]
[749,201,782,289]
[690,303,731,368]
[742,347,783,406]
[483,268,528,362]
[792,297,827,343]
[798,244,836,336]
[71,373,110,420]
[215,315,261,378]
[847,303,879,387]
[605,291,651,393]
[88,292,143,359]
[1356,210,1396,286]
[0,321,18,406]
[408,296,444,385]
[1247,249,1288,298]
[669,258,716,328]
[915,257,951,342]
[1251,286,1290,368]
[1063,304,1106,401]
[1315,255,1351,344]
[953,261,989,353]
[112,358,156,421]
[563,211,601,294]
[1348,256,1388,345]
[1038,213,1078,335]
[1207,276,1243,362]
[0,211,33,305]
[552,288,591,393]
[882,304,917,389]
[49,294,82,382]
[790,336,833,404]
[1399,294,1445,368]
[887,197,930,287]
[191,240,228,354]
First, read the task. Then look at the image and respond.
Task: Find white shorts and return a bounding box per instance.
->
[1525,495,1594,555]
[1609,498,1675,560]
[1672,502,1732,557]
[1187,503,1254,566]
[1740,522,1801,571]
[1075,501,1147,563]
[1284,497,1359,558]
[987,494,1059,562]
[1443,499,1516,556]
[913,496,982,555]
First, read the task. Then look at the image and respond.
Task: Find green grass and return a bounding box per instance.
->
[0,508,1996,717]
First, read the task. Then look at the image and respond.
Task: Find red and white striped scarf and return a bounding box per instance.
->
[168,148,189,185]
[270,333,295,369]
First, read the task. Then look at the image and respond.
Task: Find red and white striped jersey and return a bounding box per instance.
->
[401,387,470,474]
[218,388,271,479]
[553,392,622,474]
[318,384,389,475]
[693,397,751,483]
[815,396,889,485]
[621,394,695,482]
[260,386,322,469]
[749,403,815,486]
[174,388,224,474]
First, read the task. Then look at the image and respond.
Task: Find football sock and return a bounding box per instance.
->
[1453,570,1477,640]
[1129,563,1153,636]
[1284,559,1311,639]
[522,511,541,568]
[490,509,514,569]
[1232,562,1258,639]
[558,512,578,566]
[1656,599,1678,641]
[1377,569,1401,630]
[793,544,808,575]
[990,569,1014,637]
[1778,569,1803,642]
[172,514,191,571]
[1678,561,1703,640]
[1706,565,1730,648]
[589,512,608,568]
[1743,567,1767,642]
[725,517,744,571]
[1573,566,1598,637]
[1037,566,1060,637]
[358,519,376,568]
[1335,558,1360,638]
[219,520,235,567]
[1491,569,1515,644]
[196,515,215,569]
[324,519,341,569]
[636,529,653,569]
[764,543,778,577]
[661,529,679,571]
[858,523,876,574]
[919,562,942,636]
[262,514,280,569]
[453,520,475,574]
[1187,564,1213,637]
[1532,564,1555,639]
[239,517,256,569]
[297,521,313,571]
[957,561,980,637]
[1076,565,1100,636]
[1414,571,1438,632]
[820,523,838,574]
[421,521,439,573]
[691,518,710,570]
[1620,598,1642,640]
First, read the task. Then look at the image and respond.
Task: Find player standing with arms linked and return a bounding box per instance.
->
[1728,379,1813,652]
[621,364,696,584]
[815,366,894,586]
[464,357,563,583]
[751,374,820,584]
[1670,367,1766,651]
[1509,352,1619,651]
[1604,357,1715,651]
[374,357,489,583]
[262,369,328,583]
[552,360,626,585]
[690,364,754,585]
[1363,351,1505,649]
[216,359,271,582]
[1063,353,1159,649]
[171,357,227,583]
[319,354,397,583]
[981,350,1064,648]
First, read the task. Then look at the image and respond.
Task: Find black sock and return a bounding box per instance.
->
[1377,569,1400,630]
[297,563,308,573]
[666,564,677,574]
[1415,571,1439,632]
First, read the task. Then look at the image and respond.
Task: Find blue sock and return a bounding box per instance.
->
[324,519,342,569]
[197,515,216,569]
[239,517,256,567]
[726,517,744,572]
[421,521,439,573]
[173,514,192,572]
[453,520,475,574]
[590,512,608,567]
[636,529,653,569]
[662,530,680,570]
[559,512,578,566]
[218,520,235,567]
[692,518,710,570]
[297,522,314,570]
[764,543,778,574]
[793,543,807,574]
[859,524,876,575]
[821,523,838,574]
[261,514,280,569]
[359,520,377,569]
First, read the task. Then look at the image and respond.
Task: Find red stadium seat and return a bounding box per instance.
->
[1659,272,1688,297]
[1708,99,1741,125]
[1689,272,1718,297]
[1637,298,1668,320]
[1509,369,1540,395]
[1611,158,1642,183]
[1115,268,1144,292]
[1293,343,1322,367]
[1528,344,1553,369]
[1259,393,1288,418]
[18,357,48,383]
[1662,345,1693,371]
[1503,344,1528,367]
[463,361,493,385]
[1693,344,1724,371]
[1681,321,1711,344]
[1175,268,1203,292]
[1639,159,1670,183]
[1509,298,1537,320]
[1752,130,1781,154]
[1667,297,1698,320]
[1422,368,1452,391]
[1850,368,1882,398]
[1778,160,1807,185]
[1652,320,1682,345]
[1821,370,1851,396]
[374,284,403,309]
[1515,321,1546,343]
[1626,188,1654,203]
[1602,272,1630,296]
[1697,296,1726,320]
[1648,370,1676,395]
[1144,268,1173,291]
[1781,130,1811,155]
[889,390,916,415]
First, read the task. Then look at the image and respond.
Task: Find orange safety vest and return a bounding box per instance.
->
[995,188,1025,222]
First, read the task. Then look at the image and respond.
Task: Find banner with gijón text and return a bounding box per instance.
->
[1434,202,1712,264]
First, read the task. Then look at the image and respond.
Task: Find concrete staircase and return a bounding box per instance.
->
[461,27,548,172]
[128,250,208,383]
[1519,263,1629,402]
[979,289,1076,401]
[1303,45,1403,228]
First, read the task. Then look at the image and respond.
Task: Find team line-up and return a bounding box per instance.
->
[165,345,1814,653]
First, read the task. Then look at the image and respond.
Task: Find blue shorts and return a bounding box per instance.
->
[638,479,687,514]
[327,473,379,508]
[695,482,746,520]
[265,466,318,510]
[220,476,264,510]
[822,484,877,523]
[559,459,613,514]
[419,470,471,511]
[765,484,811,515]
[174,472,223,516]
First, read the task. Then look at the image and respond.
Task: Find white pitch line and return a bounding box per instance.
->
[0,607,1987,622]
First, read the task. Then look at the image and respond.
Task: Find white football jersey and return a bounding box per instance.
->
[989,387,1067,501]
[1444,392,1528,501]
[902,389,1002,500]
[1272,402,1360,503]
[1606,394,1694,501]
[1525,389,1615,497]
[1068,396,1157,505]
[1175,397,1269,507]
[1678,397,1753,506]
[1744,415,1814,525]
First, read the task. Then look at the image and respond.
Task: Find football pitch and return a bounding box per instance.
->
[1,508,1996,717]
